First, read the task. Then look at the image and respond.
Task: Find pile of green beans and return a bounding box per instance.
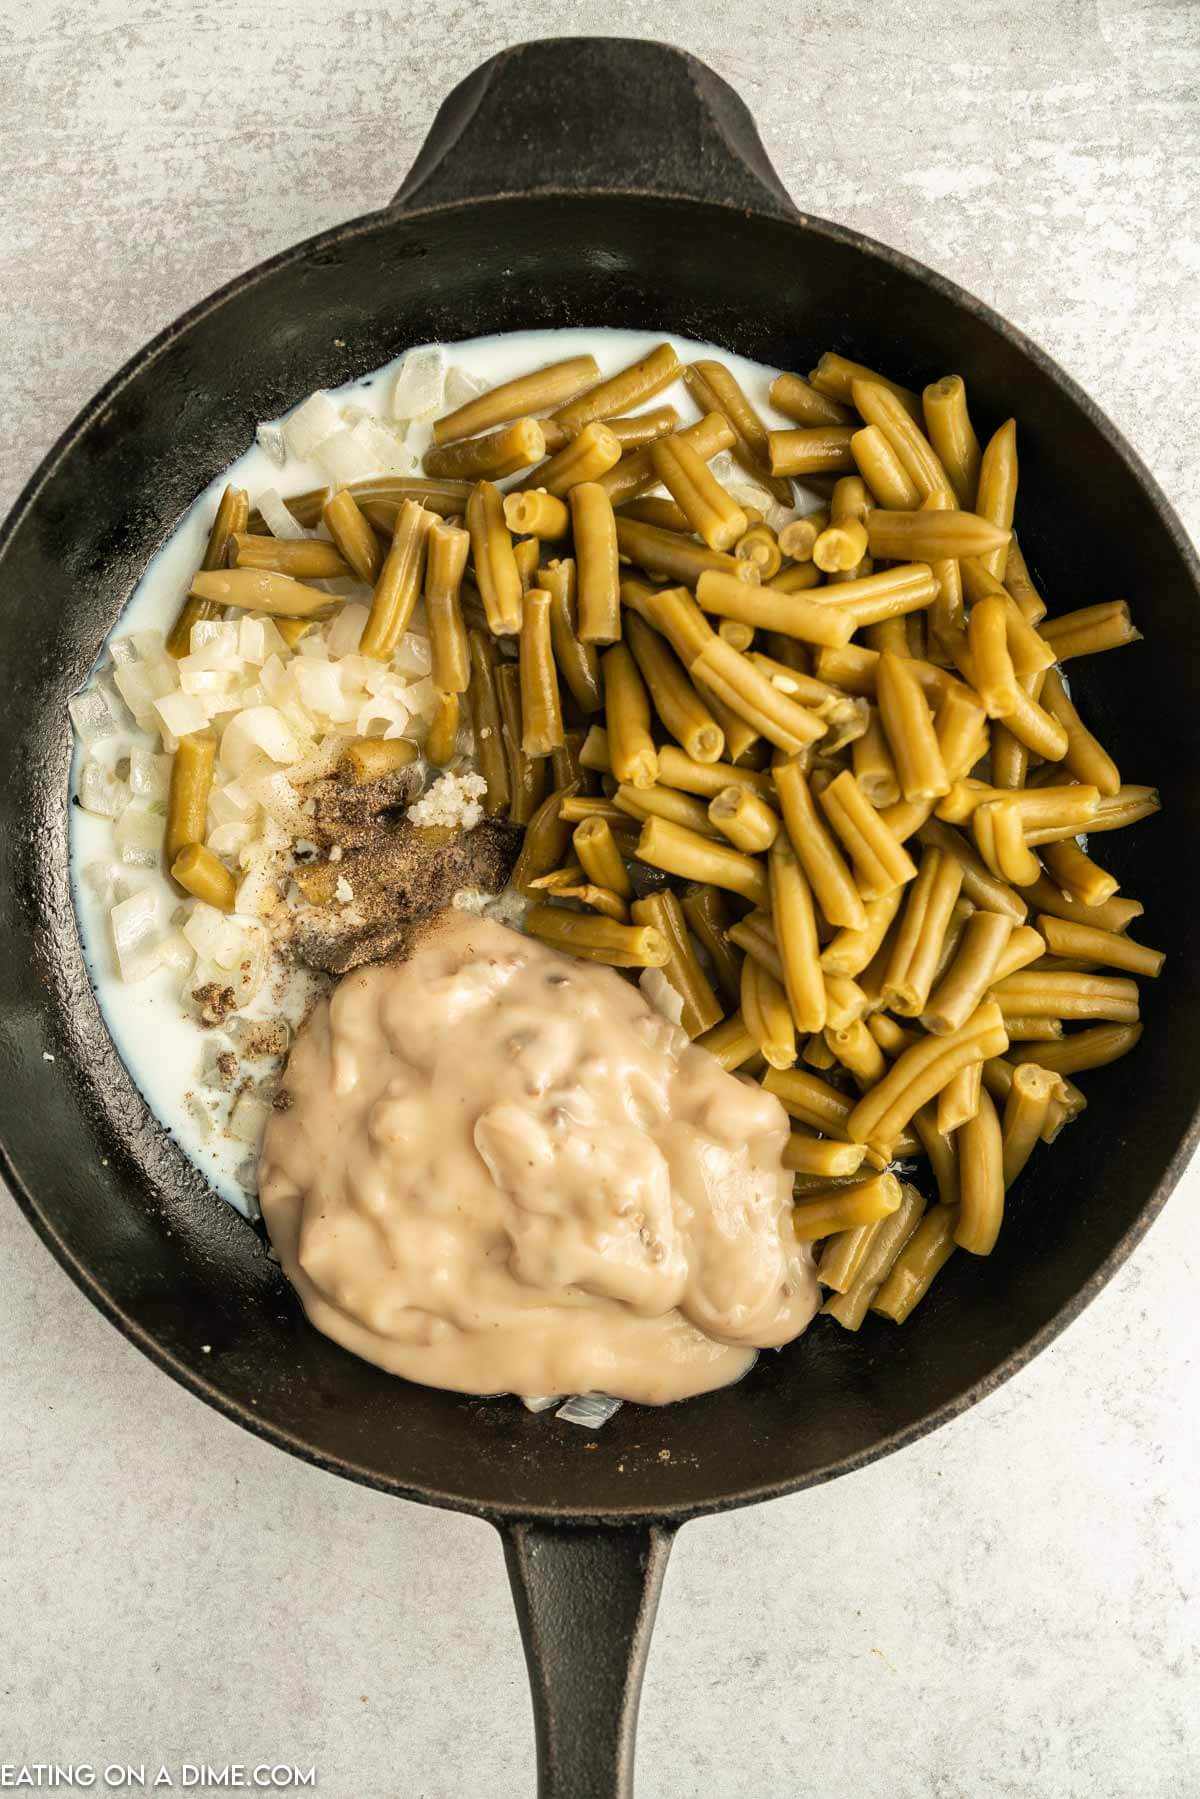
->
[165,344,1160,1332]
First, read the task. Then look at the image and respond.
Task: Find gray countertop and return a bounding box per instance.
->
[2,3,1198,1794]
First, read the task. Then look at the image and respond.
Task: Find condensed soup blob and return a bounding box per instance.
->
[259,911,819,1404]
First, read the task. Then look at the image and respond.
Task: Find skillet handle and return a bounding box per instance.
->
[498,1518,677,1799]
[392,37,793,216]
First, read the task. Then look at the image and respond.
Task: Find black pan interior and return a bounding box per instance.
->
[2,192,1197,1522]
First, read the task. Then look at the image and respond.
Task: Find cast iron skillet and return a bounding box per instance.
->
[2,36,1198,1798]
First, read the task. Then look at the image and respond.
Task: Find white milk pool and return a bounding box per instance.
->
[69,326,804,1216]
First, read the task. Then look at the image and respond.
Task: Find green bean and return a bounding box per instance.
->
[762,1065,858,1139]
[616,515,754,590]
[694,567,855,649]
[171,842,235,911]
[425,689,461,767]
[1007,1022,1143,1076]
[656,742,773,798]
[230,533,351,580]
[882,847,964,1016]
[598,412,736,508]
[510,784,579,896]
[466,480,523,635]
[423,418,545,482]
[847,1000,1009,1155]
[821,1184,926,1328]
[625,613,723,762]
[569,482,621,643]
[770,372,854,428]
[335,477,472,527]
[695,1011,758,1070]
[1040,601,1142,661]
[518,588,564,757]
[681,883,743,1006]
[773,758,867,931]
[631,890,723,1037]
[917,816,1027,921]
[167,485,249,656]
[1001,1063,1055,1189]
[495,660,546,825]
[709,784,779,854]
[851,425,922,510]
[525,903,669,967]
[850,379,951,502]
[550,728,588,791]
[769,831,827,1034]
[809,352,923,421]
[741,952,797,1069]
[921,376,982,509]
[574,816,632,900]
[504,489,571,539]
[466,630,510,818]
[727,912,784,985]
[518,420,623,500]
[187,567,333,620]
[341,737,418,784]
[617,495,693,533]
[684,361,793,505]
[322,487,383,586]
[614,783,719,838]
[357,498,435,658]
[651,434,748,551]
[432,353,600,446]
[423,520,471,692]
[792,1172,901,1242]
[539,558,604,714]
[767,426,857,478]
[165,732,216,865]
[603,643,657,787]
[865,510,1008,562]
[921,910,1015,1036]
[553,342,682,435]
[871,1204,958,1323]
[818,769,918,899]
[974,419,1018,580]
[691,636,829,754]
[635,815,769,906]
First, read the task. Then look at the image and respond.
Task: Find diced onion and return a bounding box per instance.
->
[281,391,342,461]
[391,347,446,421]
[78,761,128,819]
[111,887,167,982]
[348,415,419,477]
[69,689,120,746]
[255,422,287,467]
[312,428,380,487]
[443,364,489,409]
[325,603,368,659]
[554,1395,624,1429]
[255,486,314,541]
[115,806,164,867]
[219,706,302,774]
[155,690,208,739]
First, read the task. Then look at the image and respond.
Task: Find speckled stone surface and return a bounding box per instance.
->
[2,3,1198,1794]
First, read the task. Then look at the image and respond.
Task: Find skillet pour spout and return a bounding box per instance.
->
[2,34,1197,1799]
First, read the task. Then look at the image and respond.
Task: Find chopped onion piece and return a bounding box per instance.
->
[237,617,268,665]
[183,902,245,964]
[444,364,489,408]
[234,857,281,919]
[185,1091,219,1139]
[281,390,342,461]
[208,821,255,857]
[356,696,409,739]
[69,688,120,745]
[391,346,446,421]
[255,422,287,467]
[108,636,139,668]
[199,1038,239,1089]
[391,632,433,680]
[111,887,167,982]
[78,761,127,819]
[326,603,368,659]
[155,690,208,739]
[219,705,302,774]
[555,1395,624,1429]
[157,930,195,975]
[255,486,315,541]
[131,629,166,660]
[126,744,170,802]
[84,859,121,901]
[312,427,379,487]
[639,966,686,1026]
[521,1395,561,1413]
[348,415,419,477]
[229,1088,274,1146]
[115,806,164,867]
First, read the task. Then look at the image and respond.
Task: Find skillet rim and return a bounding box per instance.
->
[3,183,1198,1526]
